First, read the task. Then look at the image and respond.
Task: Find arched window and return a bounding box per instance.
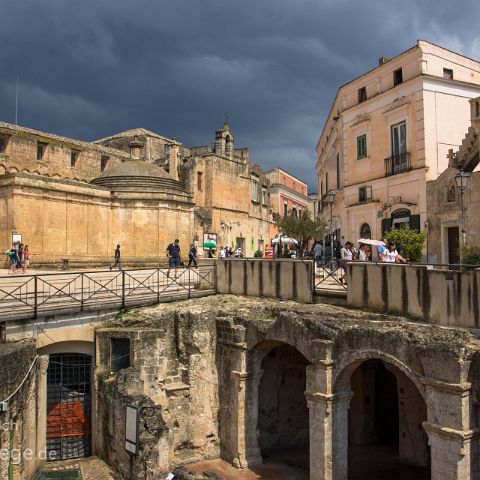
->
[446,182,456,203]
[360,223,371,239]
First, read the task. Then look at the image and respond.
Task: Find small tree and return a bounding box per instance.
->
[384,229,426,262]
[275,210,326,251]
[460,243,480,270]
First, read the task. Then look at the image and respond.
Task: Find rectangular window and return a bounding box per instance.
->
[197,171,203,191]
[0,138,5,154]
[111,338,130,373]
[391,122,407,157]
[359,187,367,203]
[283,202,288,216]
[101,155,109,172]
[70,150,79,168]
[262,189,267,205]
[336,153,340,189]
[357,134,367,159]
[252,179,258,202]
[37,142,47,160]
[358,87,367,103]
[164,143,170,157]
[393,68,403,86]
[443,68,454,80]
[325,172,329,193]
[320,181,323,199]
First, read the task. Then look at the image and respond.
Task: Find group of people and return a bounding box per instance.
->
[5,242,30,274]
[217,246,243,259]
[312,237,408,285]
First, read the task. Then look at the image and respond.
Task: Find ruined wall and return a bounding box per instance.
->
[95,314,220,480]
[347,262,480,328]
[0,122,126,182]
[0,340,40,480]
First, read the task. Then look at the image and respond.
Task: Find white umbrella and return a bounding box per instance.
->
[272,236,298,245]
[357,238,385,246]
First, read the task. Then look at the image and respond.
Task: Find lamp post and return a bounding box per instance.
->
[327,190,336,268]
[454,170,470,247]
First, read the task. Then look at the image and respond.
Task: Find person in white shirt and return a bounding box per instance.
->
[384,241,407,263]
[313,242,324,265]
[219,246,227,259]
[340,241,353,284]
[358,243,368,261]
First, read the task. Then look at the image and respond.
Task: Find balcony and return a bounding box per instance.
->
[384,152,411,177]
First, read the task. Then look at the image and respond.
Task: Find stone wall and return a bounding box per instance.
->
[347,262,480,328]
[0,340,40,480]
[95,315,220,479]
[0,122,127,182]
[216,259,314,303]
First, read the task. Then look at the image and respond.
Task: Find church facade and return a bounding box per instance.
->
[0,121,274,261]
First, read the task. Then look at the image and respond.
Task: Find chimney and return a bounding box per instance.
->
[378,56,390,66]
[129,140,144,159]
[168,141,180,181]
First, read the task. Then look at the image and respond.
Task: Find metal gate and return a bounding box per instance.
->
[46,353,92,461]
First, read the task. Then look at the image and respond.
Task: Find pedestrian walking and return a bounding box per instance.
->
[7,243,19,274]
[166,239,181,278]
[110,244,122,271]
[313,241,324,266]
[340,241,353,285]
[188,244,198,268]
[22,245,30,274]
[18,244,25,273]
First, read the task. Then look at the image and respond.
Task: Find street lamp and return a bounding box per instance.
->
[454,170,470,247]
[327,190,336,267]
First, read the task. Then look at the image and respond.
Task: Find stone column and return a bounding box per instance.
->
[305,340,352,480]
[35,355,49,465]
[231,368,263,468]
[423,377,479,480]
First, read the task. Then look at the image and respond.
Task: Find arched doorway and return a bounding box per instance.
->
[257,343,310,473]
[346,359,430,479]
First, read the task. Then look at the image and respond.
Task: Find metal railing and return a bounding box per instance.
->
[384,152,411,176]
[0,265,216,322]
[314,261,347,291]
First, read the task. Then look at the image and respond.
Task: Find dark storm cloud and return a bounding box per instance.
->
[1,0,479,188]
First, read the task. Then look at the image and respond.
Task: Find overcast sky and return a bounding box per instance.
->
[1,0,479,190]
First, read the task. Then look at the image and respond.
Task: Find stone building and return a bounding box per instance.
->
[426,96,480,263]
[316,40,480,245]
[0,121,274,260]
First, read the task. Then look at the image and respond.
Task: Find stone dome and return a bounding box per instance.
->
[91,160,185,193]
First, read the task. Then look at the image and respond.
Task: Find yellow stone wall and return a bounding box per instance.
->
[0,175,194,261]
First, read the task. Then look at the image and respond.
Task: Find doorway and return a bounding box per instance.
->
[447,226,460,265]
[258,344,309,473]
[46,353,92,461]
[347,360,430,480]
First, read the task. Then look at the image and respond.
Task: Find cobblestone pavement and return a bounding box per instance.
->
[42,456,118,479]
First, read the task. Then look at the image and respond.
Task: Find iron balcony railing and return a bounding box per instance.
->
[0,265,216,322]
[384,152,411,177]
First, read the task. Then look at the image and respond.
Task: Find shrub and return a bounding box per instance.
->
[384,229,426,262]
[460,243,480,268]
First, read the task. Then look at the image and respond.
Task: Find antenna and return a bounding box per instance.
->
[15,74,19,125]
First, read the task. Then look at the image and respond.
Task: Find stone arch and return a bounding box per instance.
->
[334,349,426,401]
[334,352,430,479]
[8,166,19,173]
[0,164,6,174]
[253,340,311,472]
